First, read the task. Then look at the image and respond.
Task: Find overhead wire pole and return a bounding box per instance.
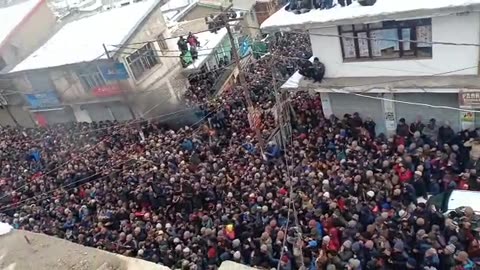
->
[212,4,265,149]
[269,47,304,270]
[102,43,136,119]
[270,56,285,147]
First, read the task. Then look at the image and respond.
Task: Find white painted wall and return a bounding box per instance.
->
[310,12,480,78]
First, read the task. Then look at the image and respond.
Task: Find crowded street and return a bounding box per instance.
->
[0,29,479,270]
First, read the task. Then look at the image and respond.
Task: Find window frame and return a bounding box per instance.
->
[76,66,107,92]
[126,42,161,81]
[338,18,432,62]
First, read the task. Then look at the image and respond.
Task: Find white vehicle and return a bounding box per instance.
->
[426,190,480,215]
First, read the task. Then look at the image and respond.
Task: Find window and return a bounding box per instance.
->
[77,68,106,91]
[126,42,160,80]
[27,71,55,91]
[339,18,432,61]
[157,34,168,52]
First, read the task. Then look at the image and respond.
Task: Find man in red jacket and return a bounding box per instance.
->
[394,163,413,183]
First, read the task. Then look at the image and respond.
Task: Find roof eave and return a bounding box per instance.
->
[112,0,168,59]
[261,4,480,33]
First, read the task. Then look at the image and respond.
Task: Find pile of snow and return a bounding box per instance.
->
[11,0,158,72]
[261,0,480,31]
[0,229,168,270]
[0,222,12,235]
[0,0,41,45]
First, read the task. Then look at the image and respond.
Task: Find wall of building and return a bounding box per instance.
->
[310,12,480,78]
[179,5,215,21]
[117,4,185,96]
[0,0,56,72]
[394,93,460,131]
[321,91,463,136]
[49,69,88,102]
[255,1,275,25]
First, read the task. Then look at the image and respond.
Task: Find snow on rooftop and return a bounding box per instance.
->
[161,0,196,11]
[11,0,158,72]
[184,28,228,70]
[0,0,41,45]
[261,0,480,31]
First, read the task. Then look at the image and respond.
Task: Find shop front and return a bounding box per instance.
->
[25,90,75,126]
[459,91,480,129]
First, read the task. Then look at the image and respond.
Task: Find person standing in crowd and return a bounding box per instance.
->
[396,118,409,137]
[1,32,480,270]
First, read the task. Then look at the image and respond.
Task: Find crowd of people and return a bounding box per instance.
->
[1,31,480,270]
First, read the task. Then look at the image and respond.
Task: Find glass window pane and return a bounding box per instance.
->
[357,32,369,57]
[340,25,353,32]
[369,29,400,59]
[401,28,412,51]
[354,24,365,31]
[342,32,356,59]
[368,22,383,29]
[416,25,432,48]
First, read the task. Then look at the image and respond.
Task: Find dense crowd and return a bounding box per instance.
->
[1,31,480,270]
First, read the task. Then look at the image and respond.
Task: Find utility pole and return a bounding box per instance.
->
[270,56,284,147]
[270,52,292,150]
[210,5,265,148]
[102,43,136,120]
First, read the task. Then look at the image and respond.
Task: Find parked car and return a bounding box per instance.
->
[426,190,480,215]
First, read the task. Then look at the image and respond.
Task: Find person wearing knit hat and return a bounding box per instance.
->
[326,264,336,270]
[406,257,417,269]
[232,239,241,248]
[307,240,318,248]
[343,240,352,249]
[233,251,241,261]
[348,258,361,269]
[440,244,457,270]
[455,251,472,265]
[444,244,456,254]
[280,255,290,266]
[322,235,331,244]
[416,217,425,226]
[364,240,374,250]
[351,242,362,253]
[393,240,404,252]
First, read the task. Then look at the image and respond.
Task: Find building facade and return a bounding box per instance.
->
[263,0,480,135]
[254,0,281,25]
[7,0,193,126]
[0,0,57,126]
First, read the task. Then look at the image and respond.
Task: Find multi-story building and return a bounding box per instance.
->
[262,0,480,135]
[0,0,57,126]
[254,0,282,25]
[7,0,191,125]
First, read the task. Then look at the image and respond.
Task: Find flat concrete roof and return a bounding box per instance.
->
[295,75,480,92]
